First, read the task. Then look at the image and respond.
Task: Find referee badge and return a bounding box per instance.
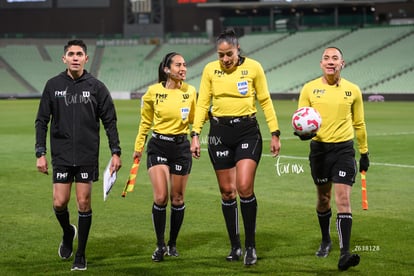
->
[237,80,248,95]
[181,107,190,120]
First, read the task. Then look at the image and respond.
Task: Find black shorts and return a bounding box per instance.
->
[53,165,98,183]
[146,134,192,175]
[207,115,262,170]
[309,140,357,186]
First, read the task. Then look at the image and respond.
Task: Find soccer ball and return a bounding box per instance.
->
[291,107,322,135]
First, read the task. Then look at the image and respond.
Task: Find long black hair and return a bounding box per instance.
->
[215,28,243,64]
[158,52,180,82]
[215,28,239,49]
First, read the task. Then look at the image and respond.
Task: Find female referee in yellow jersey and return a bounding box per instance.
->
[133,52,196,262]
[190,29,281,266]
[296,47,369,271]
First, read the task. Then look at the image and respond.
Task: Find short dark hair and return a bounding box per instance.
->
[325,46,343,58]
[64,39,87,54]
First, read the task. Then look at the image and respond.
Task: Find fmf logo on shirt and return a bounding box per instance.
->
[157,156,167,163]
[214,70,225,77]
[55,90,66,97]
[56,172,68,180]
[216,150,229,158]
[155,93,168,104]
[313,89,325,95]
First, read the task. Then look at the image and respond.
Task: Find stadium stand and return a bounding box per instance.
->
[372,67,414,93]
[97,44,156,92]
[96,42,213,92]
[0,25,413,98]
[265,25,414,93]
[0,67,27,93]
[250,29,350,71]
[0,41,95,96]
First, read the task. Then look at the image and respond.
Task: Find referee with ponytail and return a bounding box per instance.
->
[133,52,196,262]
[190,29,281,266]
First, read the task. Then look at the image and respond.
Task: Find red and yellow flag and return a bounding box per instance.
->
[121,157,140,197]
[361,170,368,210]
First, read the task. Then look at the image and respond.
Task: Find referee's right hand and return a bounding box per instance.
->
[36,156,49,175]
[294,131,316,141]
[133,151,142,161]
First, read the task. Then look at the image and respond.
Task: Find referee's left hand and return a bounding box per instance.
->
[190,136,200,159]
[270,136,281,157]
[359,153,370,172]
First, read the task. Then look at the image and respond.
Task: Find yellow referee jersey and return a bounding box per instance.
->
[192,57,279,134]
[134,82,196,151]
[298,77,368,154]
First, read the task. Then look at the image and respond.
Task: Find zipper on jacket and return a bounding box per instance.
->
[72,81,77,166]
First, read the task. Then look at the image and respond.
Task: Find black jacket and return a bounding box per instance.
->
[35,70,121,167]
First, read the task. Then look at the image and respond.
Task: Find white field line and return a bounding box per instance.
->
[262,131,414,141]
[262,154,414,169]
[197,131,414,168]
[198,149,414,169]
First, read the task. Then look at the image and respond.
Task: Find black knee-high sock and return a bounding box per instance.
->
[336,213,353,255]
[152,203,167,247]
[221,198,240,248]
[317,209,332,243]
[168,203,185,246]
[240,194,257,248]
[76,210,92,256]
[54,207,73,244]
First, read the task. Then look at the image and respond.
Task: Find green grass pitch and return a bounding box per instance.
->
[0,99,413,275]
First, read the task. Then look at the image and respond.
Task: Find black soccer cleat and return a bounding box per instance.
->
[315,241,332,258]
[152,246,167,262]
[71,254,87,271]
[167,245,179,257]
[226,247,242,261]
[244,247,257,266]
[338,253,360,271]
[58,224,77,260]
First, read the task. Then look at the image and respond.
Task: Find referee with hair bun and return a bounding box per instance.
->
[133,52,196,262]
[190,29,281,266]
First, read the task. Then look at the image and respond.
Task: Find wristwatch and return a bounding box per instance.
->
[35,151,46,158]
[190,131,199,138]
[111,148,121,157]
[271,130,281,137]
